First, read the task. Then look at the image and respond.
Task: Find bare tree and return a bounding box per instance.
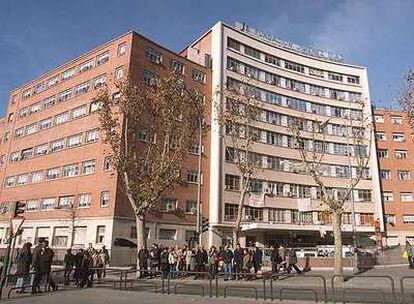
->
[217,78,262,246]
[95,74,205,258]
[290,100,372,276]
[398,70,414,127]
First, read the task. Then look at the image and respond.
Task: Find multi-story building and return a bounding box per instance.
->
[0,31,211,264]
[183,21,383,247]
[374,109,414,246]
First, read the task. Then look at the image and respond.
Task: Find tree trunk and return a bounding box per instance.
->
[332,211,343,276]
[233,181,247,247]
[135,214,146,269]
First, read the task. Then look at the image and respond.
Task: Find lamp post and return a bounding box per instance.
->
[196,117,203,246]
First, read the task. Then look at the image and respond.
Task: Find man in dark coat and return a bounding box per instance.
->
[138,245,149,277]
[194,246,207,279]
[40,240,57,291]
[252,246,263,274]
[233,243,244,279]
[31,239,44,294]
[270,245,282,279]
[63,248,75,285]
[15,242,32,293]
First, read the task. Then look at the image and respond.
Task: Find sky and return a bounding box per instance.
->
[1,0,413,117]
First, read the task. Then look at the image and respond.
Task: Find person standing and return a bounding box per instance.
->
[101,245,110,277]
[41,240,57,291]
[242,248,252,280]
[15,242,32,293]
[194,246,207,279]
[168,248,178,279]
[252,246,263,275]
[208,246,218,279]
[63,248,75,285]
[184,246,192,272]
[233,243,243,279]
[270,245,282,279]
[160,247,170,279]
[79,251,93,288]
[287,249,302,274]
[31,239,44,294]
[221,246,233,281]
[74,249,84,286]
[138,245,149,278]
[404,241,414,269]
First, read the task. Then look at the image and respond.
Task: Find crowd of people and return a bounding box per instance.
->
[13,239,109,294]
[138,243,303,280]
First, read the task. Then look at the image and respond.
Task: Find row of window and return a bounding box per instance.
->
[19,42,126,102]
[227,78,363,120]
[145,48,206,84]
[226,124,368,157]
[227,38,361,85]
[224,174,372,202]
[382,192,414,203]
[4,158,102,188]
[385,214,414,225]
[375,131,407,142]
[14,100,101,140]
[159,198,198,214]
[225,147,371,180]
[223,204,374,226]
[374,115,403,124]
[7,128,100,164]
[379,170,411,180]
[227,57,362,102]
[377,149,408,159]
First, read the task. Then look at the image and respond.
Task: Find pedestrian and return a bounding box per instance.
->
[15,242,32,294]
[220,246,233,281]
[31,239,44,294]
[242,248,252,280]
[278,244,287,271]
[160,247,170,279]
[101,245,110,277]
[252,246,263,276]
[91,250,104,283]
[41,240,58,291]
[168,248,178,279]
[138,245,149,278]
[177,247,186,273]
[270,245,282,279]
[404,241,414,269]
[233,243,243,279]
[287,249,302,274]
[79,251,93,288]
[149,244,160,276]
[74,249,84,286]
[63,248,75,285]
[184,246,192,272]
[208,246,218,279]
[86,243,95,255]
[194,245,207,279]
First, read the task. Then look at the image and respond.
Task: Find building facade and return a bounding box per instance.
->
[183,21,383,248]
[0,31,211,265]
[374,109,414,246]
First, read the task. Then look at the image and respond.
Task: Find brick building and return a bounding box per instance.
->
[0,31,211,265]
[374,109,414,246]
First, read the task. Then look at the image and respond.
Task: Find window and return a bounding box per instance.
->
[393,132,405,141]
[100,191,110,207]
[224,204,238,221]
[185,200,197,214]
[61,68,75,81]
[403,215,414,224]
[244,46,261,59]
[390,116,403,124]
[8,113,14,122]
[75,82,90,96]
[374,115,384,123]
[160,198,177,211]
[94,74,107,88]
[31,171,43,183]
[58,196,74,209]
[26,199,38,212]
[55,112,69,125]
[63,164,79,177]
[53,227,68,247]
[401,192,413,202]
[73,226,86,247]
[51,139,65,152]
[227,38,241,51]
[97,51,109,65]
[245,207,263,221]
[22,89,32,100]
[26,123,38,135]
[380,170,391,180]
[143,70,158,85]
[86,129,99,143]
[347,75,360,84]
[58,89,72,102]
[398,171,411,180]
[395,150,408,159]
[377,149,389,158]
[359,213,374,226]
[103,156,113,171]
[14,128,24,139]
[145,48,162,63]
[187,171,199,183]
[158,229,176,240]
[356,189,372,202]
[192,69,206,84]
[79,60,93,73]
[82,160,96,175]
[48,77,59,88]
[78,193,91,208]
[43,96,56,109]
[115,66,124,79]
[72,105,87,119]
[375,132,386,141]
[170,60,184,74]
[117,42,126,56]
[18,107,29,118]
[137,130,155,143]
[96,226,105,244]
[39,118,53,130]
[0,203,9,214]
[328,72,343,82]
[309,68,324,78]
[225,174,240,190]
[264,54,280,66]
[21,148,33,160]
[41,198,56,211]
[3,132,9,142]
[46,168,61,180]
[16,174,28,185]
[285,61,305,73]
[188,142,201,155]
[67,134,83,147]
[90,101,101,113]
[382,192,394,202]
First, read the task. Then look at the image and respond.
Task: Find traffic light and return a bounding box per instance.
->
[11,201,26,218]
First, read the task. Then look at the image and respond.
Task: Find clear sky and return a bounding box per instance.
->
[1,0,413,116]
